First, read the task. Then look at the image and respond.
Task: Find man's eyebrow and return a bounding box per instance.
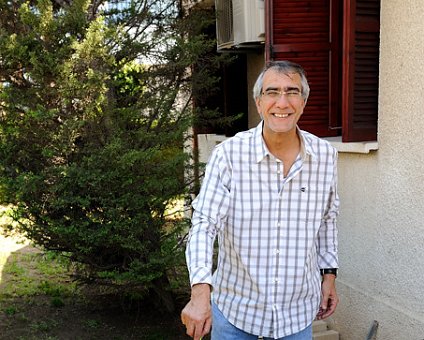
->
[263,86,279,92]
[285,86,301,92]
[264,86,301,92]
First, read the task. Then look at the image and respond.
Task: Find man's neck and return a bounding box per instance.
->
[263,129,300,158]
[263,129,301,176]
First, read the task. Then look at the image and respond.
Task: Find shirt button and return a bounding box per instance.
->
[275,278,279,283]
[275,249,280,254]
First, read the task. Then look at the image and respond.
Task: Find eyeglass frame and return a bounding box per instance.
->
[261,88,304,101]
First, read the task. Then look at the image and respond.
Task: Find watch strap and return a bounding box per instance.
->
[320,268,338,277]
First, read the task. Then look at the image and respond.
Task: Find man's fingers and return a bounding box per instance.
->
[203,317,212,336]
[193,319,208,340]
[317,296,338,319]
[183,317,209,339]
[185,322,195,337]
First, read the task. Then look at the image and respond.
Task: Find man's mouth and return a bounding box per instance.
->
[273,113,291,118]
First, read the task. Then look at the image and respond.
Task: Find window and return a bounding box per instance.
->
[265,0,380,142]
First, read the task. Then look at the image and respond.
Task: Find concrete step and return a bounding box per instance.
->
[313,330,339,340]
[312,320,339,340]
[312,320,328,333]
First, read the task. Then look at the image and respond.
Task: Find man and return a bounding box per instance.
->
[181,60,339,340]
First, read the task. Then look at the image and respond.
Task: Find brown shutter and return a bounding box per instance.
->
[342,0,380,142]
[266,0,340,137]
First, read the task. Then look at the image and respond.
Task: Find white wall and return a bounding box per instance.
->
[332,0,424,338]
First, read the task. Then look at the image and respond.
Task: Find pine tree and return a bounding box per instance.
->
[0,0,227,311]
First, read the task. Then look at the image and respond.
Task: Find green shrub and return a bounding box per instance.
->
[0,0,228,311]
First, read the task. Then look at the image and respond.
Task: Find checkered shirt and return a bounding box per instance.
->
[186,122,339,338]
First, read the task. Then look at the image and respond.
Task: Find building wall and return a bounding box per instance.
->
[332,0,424,338]
[196,0,424,338]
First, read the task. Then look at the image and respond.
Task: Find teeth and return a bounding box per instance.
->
[274,113,289,118]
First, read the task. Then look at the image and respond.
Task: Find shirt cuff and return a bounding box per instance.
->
[189,266,213,287]
[318,252,339,269]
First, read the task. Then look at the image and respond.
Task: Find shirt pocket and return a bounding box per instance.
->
[285,183,327,223]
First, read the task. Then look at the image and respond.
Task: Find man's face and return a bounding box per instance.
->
[255,68,306,138]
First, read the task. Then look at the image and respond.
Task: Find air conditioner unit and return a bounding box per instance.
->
[215,0,265,51]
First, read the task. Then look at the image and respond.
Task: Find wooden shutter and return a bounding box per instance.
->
[342,0,380,142]
[266,0,340,137]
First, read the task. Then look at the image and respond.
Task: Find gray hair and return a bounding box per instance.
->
[253,60,310,103]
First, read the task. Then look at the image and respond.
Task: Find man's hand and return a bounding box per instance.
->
[181,283,212,340]
[316,274,339,320]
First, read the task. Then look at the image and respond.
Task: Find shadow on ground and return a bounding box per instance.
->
[0,244,191,340]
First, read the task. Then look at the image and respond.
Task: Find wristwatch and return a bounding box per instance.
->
[320,268,338,277]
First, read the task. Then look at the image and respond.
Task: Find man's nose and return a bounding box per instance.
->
[275,93,290,107]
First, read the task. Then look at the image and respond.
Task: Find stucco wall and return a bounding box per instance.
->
[333,0,424,338]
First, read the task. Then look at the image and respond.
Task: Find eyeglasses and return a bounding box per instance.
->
[261,89,303,101]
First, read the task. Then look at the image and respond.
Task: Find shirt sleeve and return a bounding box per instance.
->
[185,145,231,287]
[317,148,340,269]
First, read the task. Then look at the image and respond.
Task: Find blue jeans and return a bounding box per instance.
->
[211,302,312,340]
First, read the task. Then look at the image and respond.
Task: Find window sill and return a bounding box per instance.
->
[325,137,378,154]
[198,134,378,156]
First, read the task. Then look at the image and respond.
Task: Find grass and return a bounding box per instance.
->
[0,250,77,299]
[0,240,189,339]
[0,208,190,339]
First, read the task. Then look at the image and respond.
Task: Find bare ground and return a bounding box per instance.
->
[0,234,191,340]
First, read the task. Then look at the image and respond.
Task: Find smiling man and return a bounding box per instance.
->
[181,60,340,340]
